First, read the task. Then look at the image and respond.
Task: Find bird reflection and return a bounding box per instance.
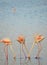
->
[21,58,33,65]
[20,58,42,65]
[36,58,42,65]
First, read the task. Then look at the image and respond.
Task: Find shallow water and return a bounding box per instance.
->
[0,0,47,65]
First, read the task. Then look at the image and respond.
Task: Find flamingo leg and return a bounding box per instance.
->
[30,42,35,54]
[4,44,8,65]
[29,42,35,58]
[36,43,42,58]
[9,44,16,60]
[23,44,29,54]
[23,44,30,59]
[22,44,27,58]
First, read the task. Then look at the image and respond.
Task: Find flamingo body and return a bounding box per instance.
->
[0,38,11,45]
[17,35,25,44]
[34,35,44,43]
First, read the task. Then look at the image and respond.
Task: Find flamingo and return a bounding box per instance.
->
[0,38,16,65]
[17,35,30,59]
[28,34,44,59]
[12,7,16,14]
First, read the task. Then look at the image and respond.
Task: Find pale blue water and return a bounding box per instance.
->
[0,0,47,65]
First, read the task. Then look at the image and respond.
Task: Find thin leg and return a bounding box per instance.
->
[29,42,35,54]
[28,42,35,59]
[9,44,16,60]
[22,44,27,58]
[4,45,8,65]
[36,43,42,58]
[23,44,30,59]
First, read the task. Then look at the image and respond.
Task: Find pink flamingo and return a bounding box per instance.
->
[28,34,44,59]
[17,35,30,59]
[0,38,16,65]
[12,7,16,14]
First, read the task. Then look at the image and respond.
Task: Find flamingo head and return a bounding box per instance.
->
[17,35,25,44]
